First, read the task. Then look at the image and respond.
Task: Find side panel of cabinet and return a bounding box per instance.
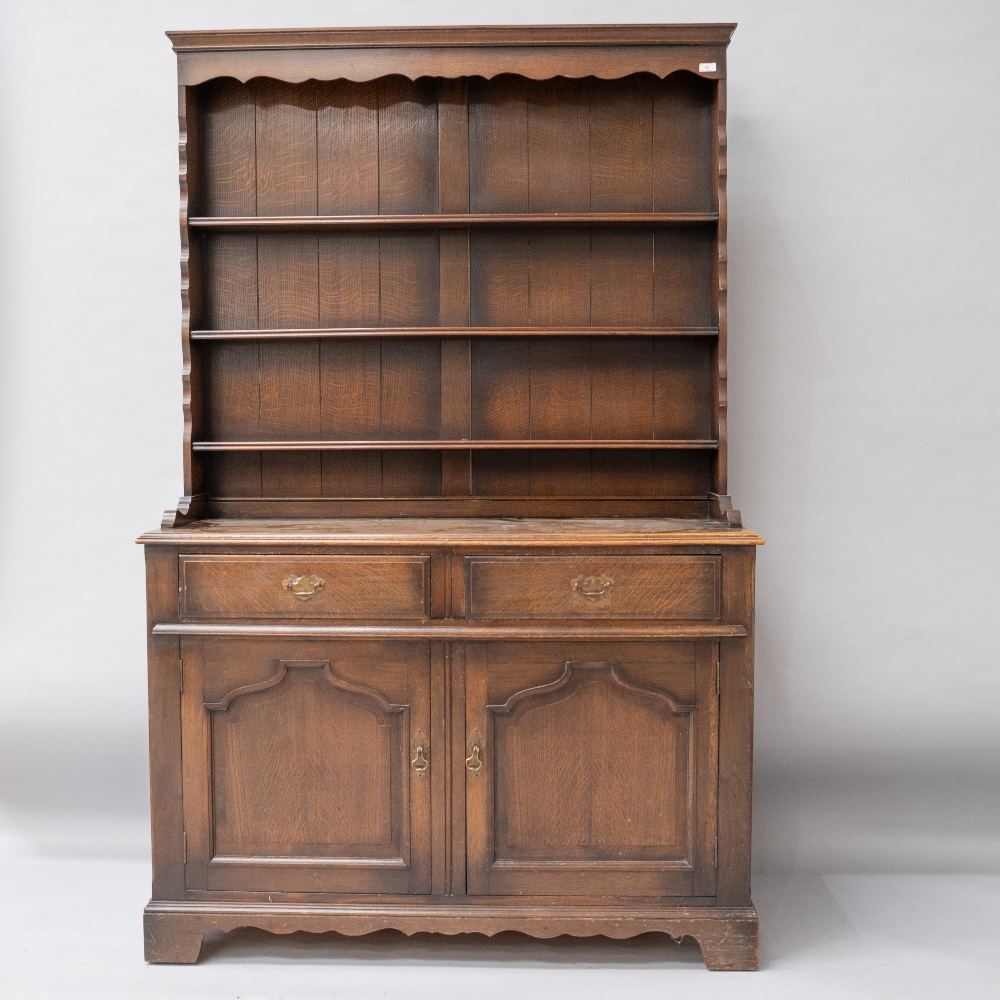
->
[180,638,433,894]
[465,641,718,897]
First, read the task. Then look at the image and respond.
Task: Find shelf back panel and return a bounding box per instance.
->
[468,73,716,214]
[183,65,725,515]
[469,226,716,329]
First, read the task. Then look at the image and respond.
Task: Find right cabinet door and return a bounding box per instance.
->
[465,641,718,897]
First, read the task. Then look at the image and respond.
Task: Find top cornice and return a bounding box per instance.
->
[167,25,737,51]
[167,24,736,86]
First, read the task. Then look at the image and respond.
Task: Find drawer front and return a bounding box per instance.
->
[180,555,430,619]
[466,555,720,619]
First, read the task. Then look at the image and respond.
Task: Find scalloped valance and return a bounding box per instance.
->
[168,24,734,86]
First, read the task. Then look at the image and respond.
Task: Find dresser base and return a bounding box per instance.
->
[144,899,758,971]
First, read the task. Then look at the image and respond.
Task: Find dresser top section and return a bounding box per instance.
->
[139,517,762,548]
[167,24,736,86]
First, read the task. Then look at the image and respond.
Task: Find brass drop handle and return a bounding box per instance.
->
[465,743,483,774]
[572,575,614,601]
[282,574,325,601]
[411,744,429,774]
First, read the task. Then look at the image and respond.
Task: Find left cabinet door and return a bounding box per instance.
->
[180,638,433,894]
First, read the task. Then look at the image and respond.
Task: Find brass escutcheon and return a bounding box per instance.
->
[282,574,325,601]
[571,574,614,601]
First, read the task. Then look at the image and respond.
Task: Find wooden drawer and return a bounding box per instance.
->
[179,555,430,619]
[466,555,720,619]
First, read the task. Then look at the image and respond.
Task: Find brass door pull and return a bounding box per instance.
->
[411,743,429,774]
[465,744,483,773]
[572,575,614,601]
[282,574,325,601]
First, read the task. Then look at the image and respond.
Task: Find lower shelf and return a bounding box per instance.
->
[143,899,759,971]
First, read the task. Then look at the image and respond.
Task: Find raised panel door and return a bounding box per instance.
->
[180,638,433,894]
[465,641,718,897]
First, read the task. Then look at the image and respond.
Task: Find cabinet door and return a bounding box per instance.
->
[180,638,433,894]
[465,641,717,897]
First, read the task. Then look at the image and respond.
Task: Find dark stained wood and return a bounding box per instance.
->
[466,555,720,620]
[191,326,721,339]
[189,212,719,229]
[179,554,430,619]
[465,643,717,896]
[181,638,432,894]
[149,24,759,973]
[191,439,719,450]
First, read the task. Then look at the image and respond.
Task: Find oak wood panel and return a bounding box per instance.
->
[204,498,713,518]
[317,80,379,214]
[465,642,718,897]
[653,225,717,327]
[654,73,716,212]
[319,340,382,497]
[194,79,256,216]
[467,554,720,620]
[145,548,185,899]
[590,230,655,326]
[254,83,321,496]
[181,638,432,894]
[437,79,472,495]
[469,75,529,213]
[590,76,654,212]
[378,77,438,213]
[179,554,430,619]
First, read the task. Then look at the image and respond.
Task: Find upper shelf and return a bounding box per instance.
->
[168,25,734,86]
[190,326,720,340]
[188,213,719,232]
[192,440,719,452]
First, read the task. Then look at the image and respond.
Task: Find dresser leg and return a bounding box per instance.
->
[694,916,759,971]
[144,911,207,964]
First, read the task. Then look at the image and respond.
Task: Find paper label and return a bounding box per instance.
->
[698,62,717,72]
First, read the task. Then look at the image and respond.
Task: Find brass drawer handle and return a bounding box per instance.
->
[282,574,325,601]
[411,743,429,774]
[466,731,484,774]
[571,574,614,601]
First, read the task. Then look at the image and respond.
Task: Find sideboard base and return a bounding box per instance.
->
[143,900,759,971]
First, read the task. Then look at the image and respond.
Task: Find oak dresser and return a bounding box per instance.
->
[141,24,762,971]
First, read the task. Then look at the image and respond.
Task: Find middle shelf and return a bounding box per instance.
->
[188,212,720,231]
[192,439,720,452]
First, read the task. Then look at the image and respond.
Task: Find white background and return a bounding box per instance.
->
[0,0,997,953]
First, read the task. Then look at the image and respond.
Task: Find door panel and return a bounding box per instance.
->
[181,638,433,894]
[466,641,717,897]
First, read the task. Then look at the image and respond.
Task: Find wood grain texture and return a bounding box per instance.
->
[145,900,757,969]
[180,639,432,895]
[180,554,430,619]
[466,555,720,620]
[153,25,757,973]
[465,642,717,897]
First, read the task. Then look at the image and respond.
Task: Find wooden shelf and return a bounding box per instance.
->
[190,326,721,340]
[189,212,719,231]
[192,439,720,452]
